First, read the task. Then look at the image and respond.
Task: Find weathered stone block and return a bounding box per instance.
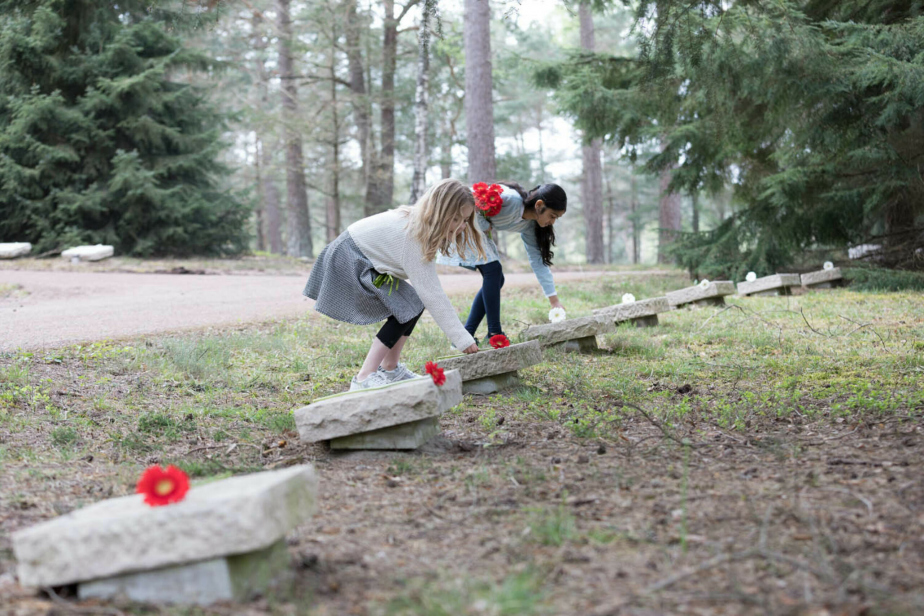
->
[521,315,615,347]
[461,371,521,395]
[801,268,844,288]
[554,335,599,353]
[294,370,462,443]
[78,539,290,606]
[666,281,735,308]
[737,274,801,297]
[330,416,440,450]
[437,341,541,383]
[594,297,669,325]
[12,465,317,588]
[61,244,114,262]
[0,243,31,259]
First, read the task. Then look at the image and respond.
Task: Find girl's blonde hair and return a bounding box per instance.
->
[401,178,487,262]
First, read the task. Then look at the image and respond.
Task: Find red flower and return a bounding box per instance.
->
[136,465,190,507]
[425,361,446,386]
[489,334,510,349]
[472,183,503,217]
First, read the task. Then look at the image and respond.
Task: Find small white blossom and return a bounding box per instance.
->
[745,272,757,282]
[823,261,834,270]
[548,306,567,323]
[699,279,711,289]
[621,293,636,304]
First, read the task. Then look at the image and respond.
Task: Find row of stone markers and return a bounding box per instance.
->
[737,266,844,296]
[0,242,114,261]
[10,264,846,608]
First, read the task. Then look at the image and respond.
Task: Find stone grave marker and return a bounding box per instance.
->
[666,281,736,308]
[0,243,31,259]
[12,465,317,606]
[736,274,801,297]
[61,244,114,262]
[436,340,542,394]
[521,315,615,353]
[294,370,462,449]
[802,267,844,289]
[593,297,669,328]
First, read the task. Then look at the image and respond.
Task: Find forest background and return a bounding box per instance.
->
[0,0,921,280]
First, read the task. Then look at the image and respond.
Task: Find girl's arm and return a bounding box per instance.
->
[402,242,478,351]
[520,229,562,307]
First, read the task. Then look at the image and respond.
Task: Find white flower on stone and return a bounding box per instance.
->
[698,279,711,289]
[621,293,636,304]
[745,272,757,282]
[548,306,567,323]
[823,261,834,270]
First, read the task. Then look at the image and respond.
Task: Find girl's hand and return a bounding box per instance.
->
[548,295,564,311]
[463,344,479,354]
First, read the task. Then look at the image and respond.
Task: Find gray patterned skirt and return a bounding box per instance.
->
[303,231,424,326]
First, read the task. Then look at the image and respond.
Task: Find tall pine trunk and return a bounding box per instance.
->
[463,0,496,183]
[277,0,312,257]
[327,30,341,242]
[370,0,398,210]
[410,0,436,203]
[579,1,605,264]
[253,11,282,254]
[631,174,640,264]
[657,146,682,264]
[345,0,372,212]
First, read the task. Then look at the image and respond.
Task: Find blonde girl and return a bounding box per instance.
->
[304,178,485,390]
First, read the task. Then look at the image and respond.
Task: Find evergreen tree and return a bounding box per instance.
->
[536,0,924,276]
[0,0,248,256]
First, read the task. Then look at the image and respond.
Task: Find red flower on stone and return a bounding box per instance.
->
[472,183,503,217]
[425,361,446,386]
[489,334,511,349]
[136,465,190,507]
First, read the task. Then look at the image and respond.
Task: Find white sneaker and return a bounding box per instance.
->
[349,371,390,391]
[378,362,421,383]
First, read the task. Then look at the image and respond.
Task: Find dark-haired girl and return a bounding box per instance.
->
[437,182,567,342]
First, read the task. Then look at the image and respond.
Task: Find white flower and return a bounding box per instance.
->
[698,279,711,289]
[823,261,834,270]
[548,306,567,323]
[745,272,757,282]
[621,293,636,304]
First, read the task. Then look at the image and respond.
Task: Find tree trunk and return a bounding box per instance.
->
[327,30,341,242]
[631,174,640,264]
[410,0,436,203]
[253,134,265,252]
[372,0,398,210]
[658,159,682,264]
[603,152,616,263]
[579,1,605,264]
[463,0,496,183]
[345,0,372,207]
[691,190,700,233]
[253,11,282,254]
[277,0,312,257]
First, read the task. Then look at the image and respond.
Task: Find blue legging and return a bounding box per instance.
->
[465,261,505,338]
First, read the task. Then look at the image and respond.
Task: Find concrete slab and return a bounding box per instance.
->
[293,370,462,443]
[437,340,541,383]
[737,274,801,297]
[12,465,316,588]
[460,370,521,394]
[61,244,114,262]
[801,268,844,289]
[78,538,290,606]
[0,243,31,259]
[521,315,615,349]
[330,416,440,450]
[666,281,735,308]
[594,297,669,326]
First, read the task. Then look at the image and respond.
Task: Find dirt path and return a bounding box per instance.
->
[0,269,660,352]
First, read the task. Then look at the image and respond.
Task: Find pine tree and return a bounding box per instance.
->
[0,0,249,256]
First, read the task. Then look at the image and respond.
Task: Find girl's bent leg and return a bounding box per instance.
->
[376,311,422,371]
[478,261,506,336]
[357,338,391,381]
[464,288,486,336]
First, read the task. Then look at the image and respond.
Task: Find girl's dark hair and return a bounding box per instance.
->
[497,181,567,266]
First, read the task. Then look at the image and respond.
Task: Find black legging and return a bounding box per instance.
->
[464,260,505,337]
[376,311,423,348]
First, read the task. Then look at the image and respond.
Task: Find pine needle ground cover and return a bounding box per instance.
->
[0,275,922,615]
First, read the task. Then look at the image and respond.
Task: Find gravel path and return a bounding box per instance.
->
[0,269,657,352]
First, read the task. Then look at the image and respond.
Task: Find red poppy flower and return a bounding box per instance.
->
[136,465,190,507]
[425,361,446,386]
[472,183,503,217]
[489,334,510,349]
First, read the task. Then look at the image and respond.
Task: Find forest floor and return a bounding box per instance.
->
[1,273,922,615]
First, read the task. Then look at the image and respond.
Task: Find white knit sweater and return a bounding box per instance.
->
[348,210,476,350]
